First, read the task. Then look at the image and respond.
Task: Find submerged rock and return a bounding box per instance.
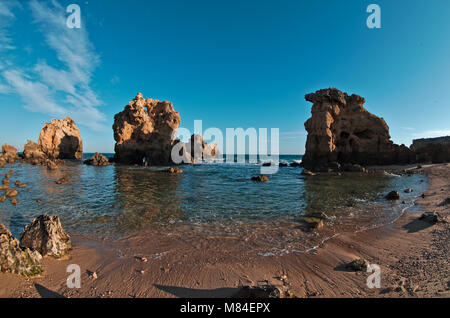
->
[46,159,59,170]
[251,175,269,182]
[56,177,69,185]
[301,169,315,176]
[163,167,183,174]
[113,93,181,165]
[5,189,18,197]
[346,258,369,271]
[404,188,413,193]
[0,196,5,203]
[83,152,110,166]
[386,191,401,200]
[20,215,72,258]
[38,116,83,160]
[302,88,415,171]
[0,223,43,277]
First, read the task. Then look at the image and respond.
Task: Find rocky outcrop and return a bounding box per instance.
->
[302,88,415,171]
[38,116,83,160]
[20,215,72,258]
[184,134,220,163]
[0,223,43,277]
[411,136,450,163]
[23,140,45,160]
[83,152,110,166]
[113,93,181,165]
[1,144,18,164]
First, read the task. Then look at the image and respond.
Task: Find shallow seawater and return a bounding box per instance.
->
[0,154,427,251]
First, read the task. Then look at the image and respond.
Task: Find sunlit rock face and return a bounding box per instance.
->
[302,88,414,171]
[185,134,221,163]
[112,93,181,165]
[38,116,83,160]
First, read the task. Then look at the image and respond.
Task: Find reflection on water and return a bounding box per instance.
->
[0,156,427,251]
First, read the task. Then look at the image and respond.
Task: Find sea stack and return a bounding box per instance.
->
[112,93,181,165]
[302,88,414,171]
[38,116,83,160]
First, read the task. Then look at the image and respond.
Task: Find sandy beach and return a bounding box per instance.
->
[1,164,448,298]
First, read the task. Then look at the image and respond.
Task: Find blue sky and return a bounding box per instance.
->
[0,0,449,154]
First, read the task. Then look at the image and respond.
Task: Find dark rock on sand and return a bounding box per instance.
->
[419,212,442,224]
[289,162,301,167]
[84,152,110,166]
[346,259,369,271]
[21,215,72,258]
[251,175,269,182]
[0,223,43,277]
[279,163,288,167]
[301,217,324,230]
[302,88,415,171]
[232,285,294,298]
[386,191,401,200]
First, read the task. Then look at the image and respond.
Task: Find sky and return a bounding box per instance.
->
[0,0,449,154]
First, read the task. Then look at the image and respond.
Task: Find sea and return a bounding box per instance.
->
[0,153,426,252]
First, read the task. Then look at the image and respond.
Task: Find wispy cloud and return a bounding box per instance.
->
[412,130,450,139]
[0,0,106,130]
[0,0,21,51]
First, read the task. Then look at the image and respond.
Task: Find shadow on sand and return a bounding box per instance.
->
[34,284,65,298]
[403,218,434,233]
[154,284,239,298]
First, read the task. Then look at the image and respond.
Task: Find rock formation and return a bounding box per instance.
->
[0,223,43,277]
[20,215,72,258]
[113,93,181,165]
[38,116,83,160]
[302,88,415,171]
[83,152,110,166]
[411,136,450,163]
[23,140,45,160]
[185,134,220,163]
[1,144,18,164]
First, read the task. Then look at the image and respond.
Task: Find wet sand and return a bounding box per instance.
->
[1,164,448,298]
